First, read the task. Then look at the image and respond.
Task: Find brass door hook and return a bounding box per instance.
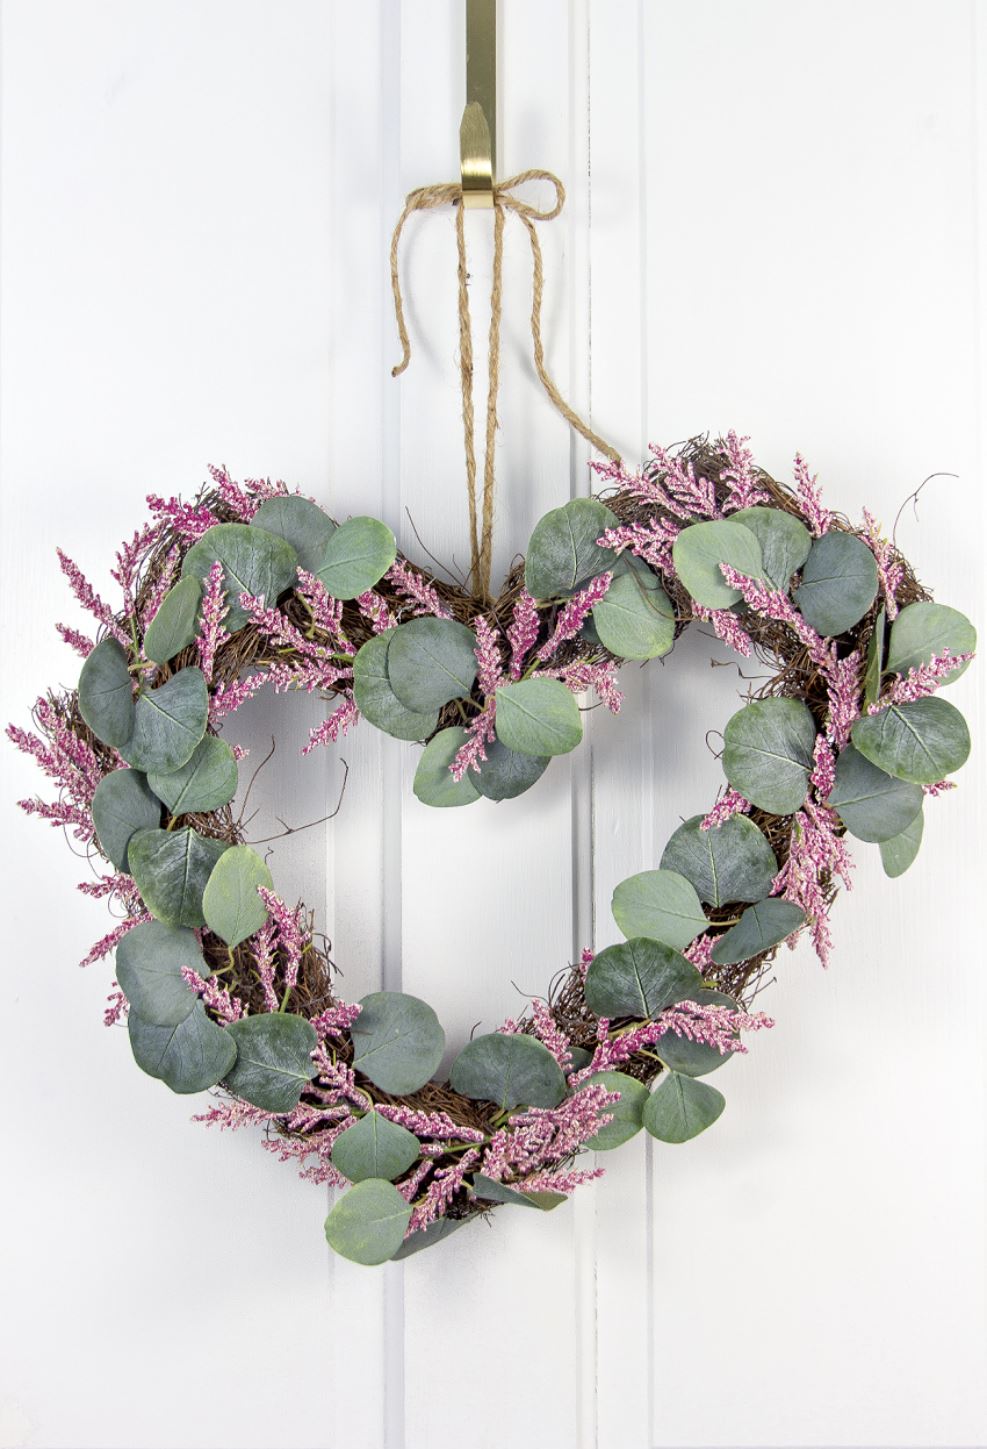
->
[460,0,496,208]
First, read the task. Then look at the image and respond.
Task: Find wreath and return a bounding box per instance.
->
[9,435,975,1265]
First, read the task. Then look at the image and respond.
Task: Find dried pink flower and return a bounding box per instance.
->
[79,913,152,968]
[861,510,904,620]
[356,590,395,634]
[793,454,832,537]
[506,591,540,678]
[691,603,754,657]
[700,788,752,831]
[302,696,359,755]
[56,624,95,658]
[536,572,612,662]
[772,798,853,967]
[195,561,228,684]
[872,650,975,710]
[720,431,770,512]
[386,560,452,619]
[55,548,128,645]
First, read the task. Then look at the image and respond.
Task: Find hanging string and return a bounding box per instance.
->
[389,168,620,600]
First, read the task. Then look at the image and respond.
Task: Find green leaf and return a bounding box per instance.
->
[147,736,238,815]
[78,638,134,748]
[524,498,619,599]
[591,565,675,660]
[879,807,924,878]
[582,1070,649,1150]
[314,516,396,600]
[450,1032,566,1111]
[115,920,207,1026]
[671,519,764,609]
[643,1072,725,1143]
[851,697,971,785]
[793,531,878,636]
[352,631,438,742]
[660,814,778,907]
[201,844,273,947]
[722,697,817,814]
[250,496,336,575]
[387,618,478,712]
[182,522,298,632]
[494,678,583,757]
[730,506,811,590]
[91,768,161,870]
[120,667,209,773]
[143,576,202,665]
[393,1216,466,1259]
[709,898,806,966]
[223,1013,317,1112]
[611,869,707,951]
[331,1111,420,1183]
[127,826,229,928]
[653,988,737,1076]
[886,601,976,685]
[324,1179,412,1266]
[412,728,482,809]
[827,744,923,842]
[351,991,446,1094]
[471,1174,564,1210]
[128,1002,236,1094]
[473,738,550,801]
[863,607,887,710]
[584,938,702,1020]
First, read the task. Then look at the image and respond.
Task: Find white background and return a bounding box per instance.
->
[1,3,985,1447]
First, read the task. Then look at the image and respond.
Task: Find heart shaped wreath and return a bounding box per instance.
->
[10,435,975,1264]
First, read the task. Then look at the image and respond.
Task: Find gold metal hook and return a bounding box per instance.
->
[461,0,496,208]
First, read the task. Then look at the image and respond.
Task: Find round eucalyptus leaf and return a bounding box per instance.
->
[886,601,976,685]
[643,1072,725,1143]
[450,1032,566,1111]
[250,495,335,575]
[351,991,445,1095]
[314,516,396,600]
[584,938,702,1020]
[91,768,161,870]
[387,618,478,712]
[793,531,878,637]
[730,506,811,590]
[851,697,971,785]
[147,735,238,815]
[611,869,707,951]
[494,678,583,757]
[671,519,764,610]
[827,744,923,843]
[183,522,298,633]
[709,898,806,966]
[583,1070,649,1151]
[78,638,134,748]
[352,631,438,741]
[120,667,209,773]
[473,737,550,801]
[524,498,619,599]
[201,844,273,948]
[393,1215,467,1260]
[128,1002,236,1094]
[324,1179,412,1266]
[863,607,887,710]
[331,1111,420,1184]
[412,728,481,809]
[722,697,816,815]
[116,920,207,1027]
[223,1013,318,1112]
[879,806,924,879]
[591,566,675,660]
[653,988,737,1077]
[127,826,229,928]
[660,814,778,907]
[471,1173,564,1210]
[143,576,202,665]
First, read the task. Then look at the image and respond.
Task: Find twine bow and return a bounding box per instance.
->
[389,168,620,600]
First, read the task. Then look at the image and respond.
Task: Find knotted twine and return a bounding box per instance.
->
[389,168,620,600]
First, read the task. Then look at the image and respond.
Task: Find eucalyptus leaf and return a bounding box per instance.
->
[120,667,209,773]
[473,737,550,801]
[653,988,738,1076]
[722,697,816,814]
[524,498,618,599]
[143,576,202,665]
[128,1002,236,1094]
[611,869,707,951]
[387,618,478,712]
[671,519,764,609]
[393,1215,466,1259]
[182,522,298,632]
[450,1032,566,1111]
[127,826,229,927]
[583,1071,649,1150]
[886,601,976,685]
[471,1174,566,1210]
[223,1013,318,1112]
[201,844,273,947]
[91,768,161,870]
[324,1179,413,1266]
[250,495,335,575]
[331,1112,420,1184]
[147,735,238,815]
[351,992,446,1095]
[879,807,924,879]
[710,898,806,966]
[314,516,396,600]
[794,531,878,636]
[851,697,971,785]
[864,607,887,710]
[494,678,583,757]
[352,631,438,741]
[591,565,675,660]
[412,728,482,809]
[827,744,923,842]
[643,1072,725,1142]
[731,506,811,590]
[78,638,134,748]
[584,938,703,1020]
[660,814,778,907]
[115,920,207,1026]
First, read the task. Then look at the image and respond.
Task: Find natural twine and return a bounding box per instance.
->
[389,168,620,600]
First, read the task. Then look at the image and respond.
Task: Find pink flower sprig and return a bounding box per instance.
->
[826,650,862,749]
[691,602,754,658]
[772,798,853,967]
[810,734,836,797]
[311,1000,363,1039]
[56,624,95,658]
[79,914,152,968]
[718,565,830,668]
[207,465,259,521]
[265,658,354,698]
[720,431,770,512]
[870,650,974,711]
[473,616,506,697]
[111,523,161,614]
[529,999,574,1073]
[140,543,181,629]
[450,703,496,781]
[356,590,395,635]
[408,1148,481,1234]
[55,549,128,646]
[597,519,680,575]
[251,919,280,1012]
[538,659,623,714]
[644,443,721,520]
[209,672,267,721]
[195,561,229,684]
[684,932,715,971]
[519,1166,605,1196]
[386,560,452,620]
[303,696,359,755]
[794,454,832,537]
[376,1104,487,1145]
[256,888,308,996]
[861,510,904,620]
[103,987,128,1027]
[180,966,245,1023]
[146,494,220,543]
[536,572,612,662]
[296,570,354,655]
[700,788,751,831]
[480,1083,615,1181]
[506,591,540,678]
[923,779,956,797]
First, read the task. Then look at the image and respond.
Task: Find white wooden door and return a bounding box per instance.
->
[1,4,984,1446]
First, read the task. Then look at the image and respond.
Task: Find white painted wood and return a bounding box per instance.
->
[1,4,984,1447]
